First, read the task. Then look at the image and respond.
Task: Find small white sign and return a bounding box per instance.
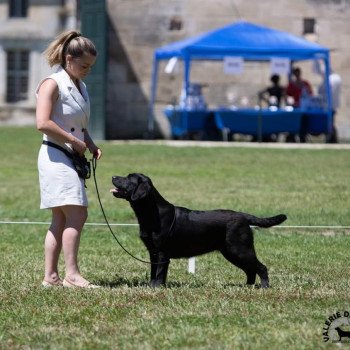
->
[224,56,244,75]
[164,57,179,74]
[270,57,290,75]
[188,257,196,274]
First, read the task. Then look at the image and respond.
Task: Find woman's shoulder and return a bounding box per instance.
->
[37,67,72,96]
[36,76,58,97]
[40,78,58,90]
[49,67,67,83]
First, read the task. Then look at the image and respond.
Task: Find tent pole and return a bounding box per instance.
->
[183,55,191,97]
[183,55,191,135]
[324,56,333,140]
[148,56,159,138]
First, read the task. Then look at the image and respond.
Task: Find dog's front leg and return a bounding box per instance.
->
[140,233,159,286]
[149,251,158,283]
[151,252,169,288]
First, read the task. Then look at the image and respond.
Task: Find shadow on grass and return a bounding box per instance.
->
[96,276,205,289]
[97,276,149,288]
[223,282,269,289]
[96,275,264,289]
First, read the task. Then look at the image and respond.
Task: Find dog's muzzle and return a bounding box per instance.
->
[110,187,125,198]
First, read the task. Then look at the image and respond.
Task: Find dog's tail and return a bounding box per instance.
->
[243,213,287,228]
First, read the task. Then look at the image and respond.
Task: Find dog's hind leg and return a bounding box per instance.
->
[238,254,258,286]
[256,260,269,288]
[222,218,260,287]
[220,247,257,286]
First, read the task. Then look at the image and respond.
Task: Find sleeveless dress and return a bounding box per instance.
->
[36,66,90,209]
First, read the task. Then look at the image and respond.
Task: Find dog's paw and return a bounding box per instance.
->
[150,280,165,288]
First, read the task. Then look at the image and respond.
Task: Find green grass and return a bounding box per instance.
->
[0,126,349,349]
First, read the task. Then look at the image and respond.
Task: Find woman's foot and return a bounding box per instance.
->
[63,275,100,289]
[42,279,63,287]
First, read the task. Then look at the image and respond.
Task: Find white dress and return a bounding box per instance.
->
[37,67,90,209]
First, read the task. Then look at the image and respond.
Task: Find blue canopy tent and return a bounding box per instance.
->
[149,20,332,138]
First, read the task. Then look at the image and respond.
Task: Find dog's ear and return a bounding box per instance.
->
[131,180,152,201]
[136,173,152,183]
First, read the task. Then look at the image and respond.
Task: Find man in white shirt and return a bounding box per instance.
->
[315,60,342,143]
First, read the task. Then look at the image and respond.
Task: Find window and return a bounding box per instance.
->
[9,0,28,18]
[303,18,316,34]
[6,50,29,103]
[169,16,183,31]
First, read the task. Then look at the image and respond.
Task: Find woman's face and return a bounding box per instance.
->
[66,52,96,80]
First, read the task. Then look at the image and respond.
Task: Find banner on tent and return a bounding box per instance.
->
[270,57,291,75]
[223,56,244,75]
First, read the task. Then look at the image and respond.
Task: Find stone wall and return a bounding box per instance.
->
[105,0,350,140]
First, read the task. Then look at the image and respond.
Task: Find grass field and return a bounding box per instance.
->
[0,126,349,349]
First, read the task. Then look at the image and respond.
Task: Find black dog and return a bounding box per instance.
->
[111,173,287,288]
[335,327,350,342]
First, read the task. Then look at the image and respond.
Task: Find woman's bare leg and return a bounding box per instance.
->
[61,205,90,286]
[44,207,65,283]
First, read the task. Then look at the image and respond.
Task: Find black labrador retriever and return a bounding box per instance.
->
[111,173,287,288]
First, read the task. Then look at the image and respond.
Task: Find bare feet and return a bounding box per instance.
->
[42,279,63,287]
[42,274,63,287]
[63,275,100,289]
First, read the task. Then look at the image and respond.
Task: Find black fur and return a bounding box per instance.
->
[111,173,287,288]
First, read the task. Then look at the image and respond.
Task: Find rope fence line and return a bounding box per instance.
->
[0,221,350,229]
[2,221,349,274]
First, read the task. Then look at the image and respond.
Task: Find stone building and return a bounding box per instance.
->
[0,0,76,125]
[1,0,349,141]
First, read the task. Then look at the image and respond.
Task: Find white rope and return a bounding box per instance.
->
[0,221,349,229]
[264,225,350,229]
[0,221,138,226]
[1,220,348,275]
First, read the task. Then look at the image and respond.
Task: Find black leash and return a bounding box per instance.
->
[43,140,73,158]
[91,158,169,265]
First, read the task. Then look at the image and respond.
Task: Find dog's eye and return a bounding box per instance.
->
[129,177,139,185]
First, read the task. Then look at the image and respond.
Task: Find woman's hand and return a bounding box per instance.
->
[71,138,87,156]
[87,142,102,160]
[83,130,102,160]
[92,147,102,160]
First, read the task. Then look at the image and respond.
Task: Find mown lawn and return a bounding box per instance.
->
[0,126,349,349]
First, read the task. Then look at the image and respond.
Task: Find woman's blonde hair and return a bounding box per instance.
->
[44,30,97,67]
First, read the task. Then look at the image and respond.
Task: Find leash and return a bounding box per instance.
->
[42,140,73,158]
[91,157,169,265]
[43,140,90,187]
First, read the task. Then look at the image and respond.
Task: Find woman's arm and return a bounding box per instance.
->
[84,129,102,160]
[36,79,87,155]
[258,88,269,105]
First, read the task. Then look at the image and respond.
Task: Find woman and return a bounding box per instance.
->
[258,74,285,107]
[36,30,102,288]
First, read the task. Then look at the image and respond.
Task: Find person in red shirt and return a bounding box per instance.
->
[285,67,313,142]
[286,67,313,107]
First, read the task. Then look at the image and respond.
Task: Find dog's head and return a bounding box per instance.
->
[111,173,152,202]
